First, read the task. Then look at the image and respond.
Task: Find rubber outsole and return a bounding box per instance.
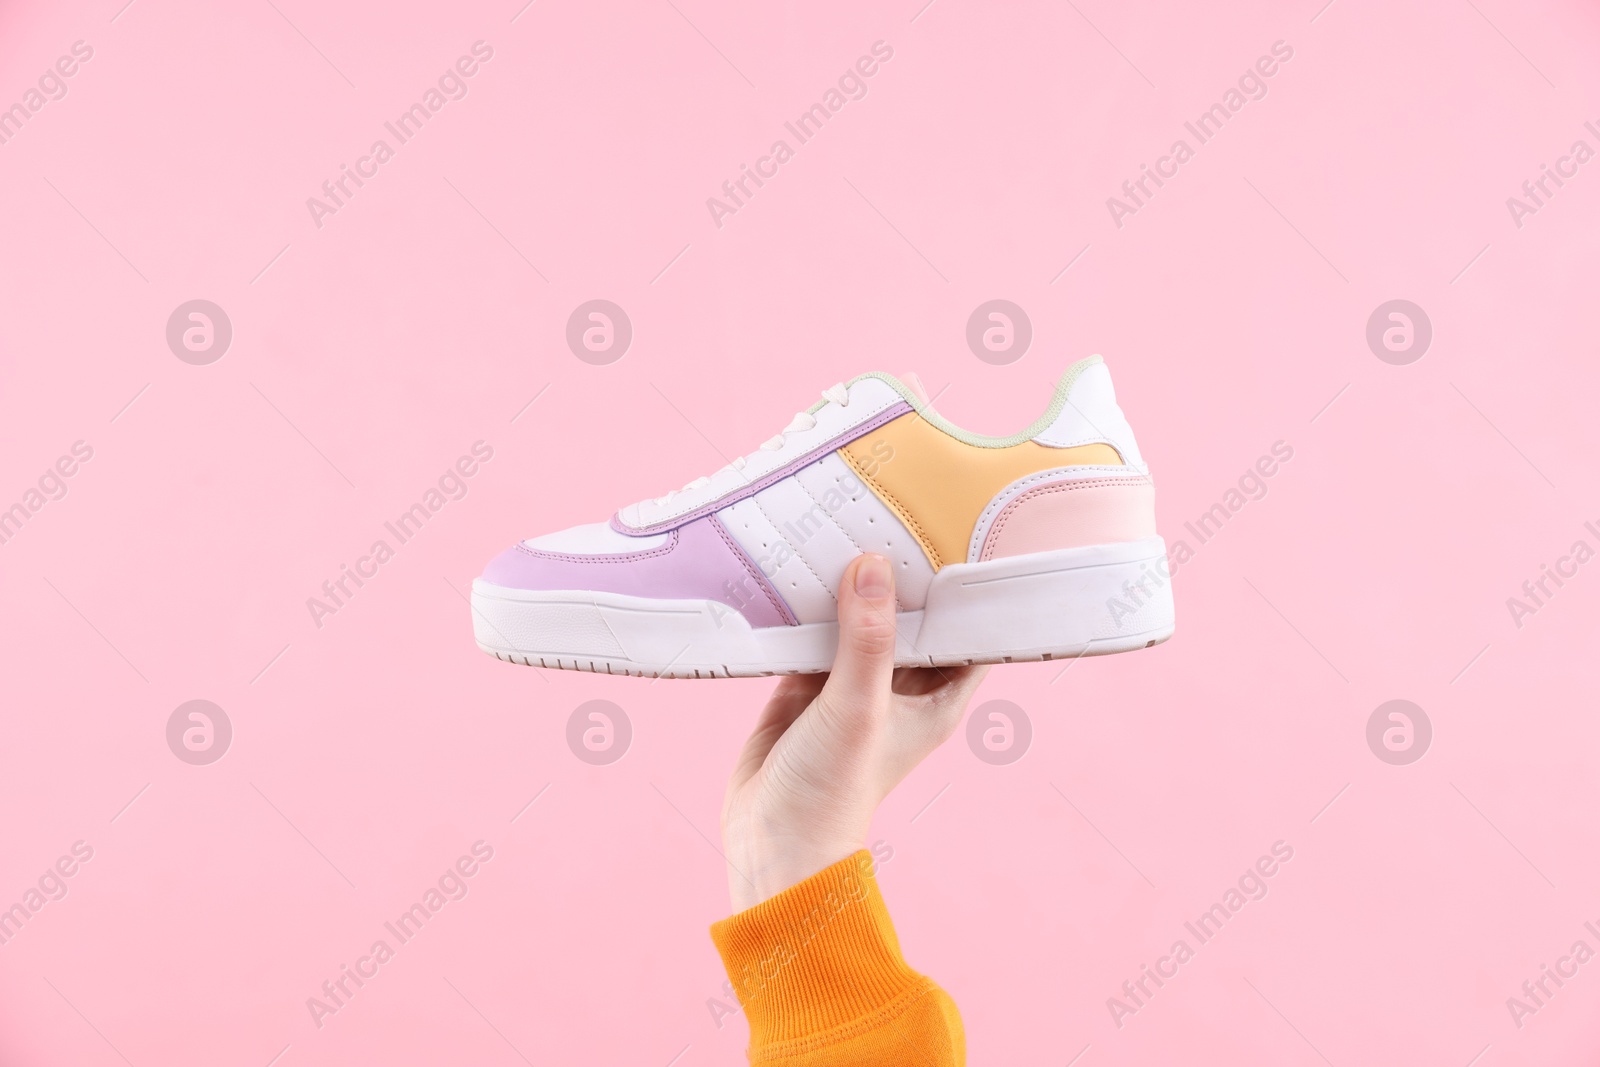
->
[478,628,1174,679]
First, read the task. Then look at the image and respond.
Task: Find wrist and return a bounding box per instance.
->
[725,830,864,911]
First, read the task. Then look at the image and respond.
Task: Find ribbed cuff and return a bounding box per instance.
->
[710,851,924,1048]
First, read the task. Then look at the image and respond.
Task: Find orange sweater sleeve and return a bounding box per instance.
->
[709,851,964,1066]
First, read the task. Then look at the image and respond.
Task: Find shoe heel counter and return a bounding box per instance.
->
[977,475,1157,561]
[1033,358,1147,471]
[969,358,1157,562]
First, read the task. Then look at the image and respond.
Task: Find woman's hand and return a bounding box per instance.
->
[721,554,989,911]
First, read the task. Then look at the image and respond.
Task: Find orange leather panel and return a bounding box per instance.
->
[839,414,1122,569]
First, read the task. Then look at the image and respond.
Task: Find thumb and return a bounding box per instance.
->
[817,555,898,721]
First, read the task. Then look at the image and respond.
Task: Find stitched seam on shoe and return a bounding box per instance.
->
[839,449,942,571]
[708,513,796,626]
[751,494,836,603]
[791,474,906,613]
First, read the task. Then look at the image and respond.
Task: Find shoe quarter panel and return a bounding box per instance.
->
[840,413,1122,569]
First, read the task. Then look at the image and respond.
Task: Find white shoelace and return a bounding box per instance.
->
[653,383,850,505]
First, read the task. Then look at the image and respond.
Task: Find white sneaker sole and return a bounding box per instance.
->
[470,536,1174,678]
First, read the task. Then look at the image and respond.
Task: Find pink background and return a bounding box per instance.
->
[3,0,1599,1063]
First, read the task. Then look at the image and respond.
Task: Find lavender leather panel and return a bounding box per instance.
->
[480,514,795,628]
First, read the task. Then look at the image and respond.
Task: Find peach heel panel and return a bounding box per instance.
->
[980,478,1156,561]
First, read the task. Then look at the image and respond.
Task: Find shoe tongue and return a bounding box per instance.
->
[898,371,931,406]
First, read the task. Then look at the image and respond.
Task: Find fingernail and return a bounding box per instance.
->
[855,555,892,599]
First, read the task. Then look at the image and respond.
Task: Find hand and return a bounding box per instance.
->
[721,553,989,911]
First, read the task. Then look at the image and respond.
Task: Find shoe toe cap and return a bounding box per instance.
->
[479,522,673,590]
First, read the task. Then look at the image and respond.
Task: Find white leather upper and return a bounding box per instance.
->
[717,453,935,622]
[792,456,933,611]
[616,378,908,531]
[1032,360,1147,471]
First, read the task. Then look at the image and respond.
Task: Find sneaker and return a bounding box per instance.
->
[471,356,1173,677]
